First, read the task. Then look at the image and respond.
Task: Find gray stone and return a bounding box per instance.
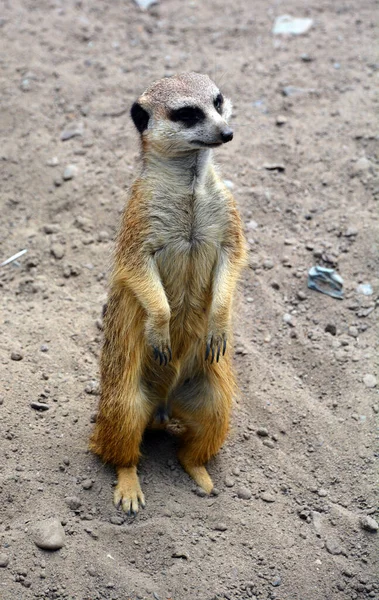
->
[276,115,287,126]
[348,326,359,338]
[82,479,93,490]
[356,283,373,296]
[363,374,377,389]
[282,86,316,97]
[60,122,84,141]
[11,351,23,361]
[344,227,358,237]
[273,15,313,36]
[0,553,9,567]
[283,313,295,327]
[110,516,124,525]
[30,402,49,411]
[224,476,235,488]
[257,427,269,437]
[65,496,82,511]
[246,219,258,231]
[360,515,378,532]
[63,164,78,181]
[213,523,228,531]
[263,439,275,448]
[46,157,59,167]
[325,538,342,555]
[172,548,189,559]
[51,244,65,259]
[263,259,274,269]
[133,0,157,9]
[351,157,371,177]
[237,487,252,500]
[43,224,60,234]
[32,518,65,550]
[260,492,276,503]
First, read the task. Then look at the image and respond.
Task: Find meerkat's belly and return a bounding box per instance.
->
[155,236,218,327]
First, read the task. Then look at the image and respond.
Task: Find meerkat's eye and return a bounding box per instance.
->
[169,106,205,128]
[214,93,224,113]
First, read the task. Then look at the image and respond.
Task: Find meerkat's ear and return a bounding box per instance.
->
[131,102,150,134]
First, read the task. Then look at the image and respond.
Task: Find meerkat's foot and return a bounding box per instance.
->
[179,459,214,494]
[114,466,145,515]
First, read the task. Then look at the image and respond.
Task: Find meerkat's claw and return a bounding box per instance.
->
[114,467,145,515]
[205,334,227,363]
[152,345,172,366]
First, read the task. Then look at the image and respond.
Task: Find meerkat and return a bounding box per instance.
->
[90,72,247,515]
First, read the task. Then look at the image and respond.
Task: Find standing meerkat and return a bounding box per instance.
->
[90,72,247,514]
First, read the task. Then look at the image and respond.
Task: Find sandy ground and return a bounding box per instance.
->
[0,1,378,599]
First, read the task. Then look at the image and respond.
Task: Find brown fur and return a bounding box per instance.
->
[89,73,247,513]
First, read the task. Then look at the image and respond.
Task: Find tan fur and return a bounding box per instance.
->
[89,72,247,514]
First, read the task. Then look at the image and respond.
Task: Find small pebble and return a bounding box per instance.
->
[260,492,276,503]
[110,516,124,526]
[0,553,9,568]
[363,374,377,389]
[276,115,287,126]
[11,351,23,361]
[237,487,252,500]
[360,515,378,532]
[344,227,358,237]
[172,549,189,559]
[263,258,274,269]
[356,283,373,296]
[60,122,84,141]
[213,523,228,531]
[65,496,82,511]
[348,326,359,338]
[283,313,295,327]
[43,224,60,234]
[224,476,235,488]
[32,518,65,550]
[63,164,78,181]
[82,479,93,490]
[51,244,65,259]
[325,324,337,336]
[263,439,275,448]
[30,402,49,411]
[257,427,269,437]
[271,575,281,587]
[325,538,342,555]
[46,157,59,167]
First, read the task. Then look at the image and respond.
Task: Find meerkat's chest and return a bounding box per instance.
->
[150,190,228,250]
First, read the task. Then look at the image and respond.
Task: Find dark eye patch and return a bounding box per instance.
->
[169,106,205,128]
[214,93,224,113]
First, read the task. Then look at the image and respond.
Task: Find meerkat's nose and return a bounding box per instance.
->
[220,128,234,143]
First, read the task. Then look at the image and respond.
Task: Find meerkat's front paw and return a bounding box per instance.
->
[205,332,227,363]
[145,314,172,365]
[114,467,145,516]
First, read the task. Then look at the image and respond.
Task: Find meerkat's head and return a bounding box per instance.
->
[130,72,233,156]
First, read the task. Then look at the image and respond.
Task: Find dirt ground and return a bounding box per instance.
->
[0,1,378,599]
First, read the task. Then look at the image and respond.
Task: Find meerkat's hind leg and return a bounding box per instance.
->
[114,466,145,515]
[174,368,232,494]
